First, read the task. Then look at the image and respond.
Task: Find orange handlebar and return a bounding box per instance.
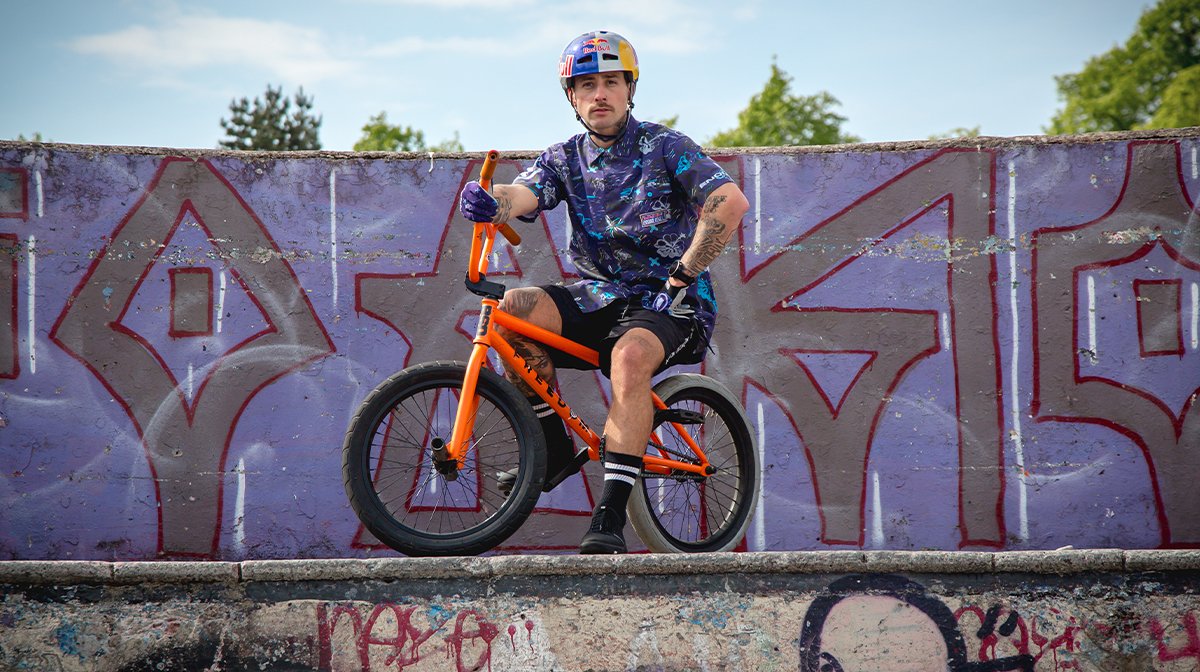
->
[479,150,499,190]
[478,150,521,246]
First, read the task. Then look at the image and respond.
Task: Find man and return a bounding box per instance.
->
[458,30,749,554]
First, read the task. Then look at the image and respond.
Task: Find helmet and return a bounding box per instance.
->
[558,31,639,92]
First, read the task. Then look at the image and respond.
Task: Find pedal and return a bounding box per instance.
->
[653,408,705,426]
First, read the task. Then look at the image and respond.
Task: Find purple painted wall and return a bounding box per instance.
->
[1,131,1197,560]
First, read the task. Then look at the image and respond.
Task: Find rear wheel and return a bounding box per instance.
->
[628,374,759,553]
[342,361,545,556]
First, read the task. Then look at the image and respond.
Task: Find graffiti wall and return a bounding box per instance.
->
[0,131,1197,560]
[2,557,1199,671]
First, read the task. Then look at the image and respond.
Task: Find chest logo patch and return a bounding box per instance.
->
[638,209,671,228]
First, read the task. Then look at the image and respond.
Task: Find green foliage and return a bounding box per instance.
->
[428,131,465,153]
[353,112,464,152]
[655,115,680,129]
[709,61,860,147]
[1048,0,1200,133]
[219,85,322,151]
[928,126,982,140]
[354,112,425,151]
[1149,64,1200,128]
[15,132,45,142]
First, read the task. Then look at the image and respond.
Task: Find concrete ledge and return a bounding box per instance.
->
[240,556,484,582]
[993,548,1126,574]
[1125,549,1200,571]
[862,550,995,574]
[111,561,240,585]
[0,560,113,585]
[4,550,1199,586]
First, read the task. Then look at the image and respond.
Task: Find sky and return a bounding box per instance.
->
[3,0,1151,153]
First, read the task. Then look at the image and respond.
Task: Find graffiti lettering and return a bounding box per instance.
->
[316,602,507,671]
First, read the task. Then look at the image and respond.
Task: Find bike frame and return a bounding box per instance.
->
[444,151,713,480]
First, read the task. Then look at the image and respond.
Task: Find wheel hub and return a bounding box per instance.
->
[429,438,460,481]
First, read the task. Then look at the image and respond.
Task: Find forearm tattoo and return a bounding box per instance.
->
[683,195,731,276]
[493,192,514,223]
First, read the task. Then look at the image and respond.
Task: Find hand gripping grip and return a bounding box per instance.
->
[478,150,521,246]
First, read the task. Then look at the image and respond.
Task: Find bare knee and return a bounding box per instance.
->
[499,287,543,320]
[609,330,664,388]
[497,287,562,339]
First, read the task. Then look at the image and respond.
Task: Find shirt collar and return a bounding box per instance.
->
[581,115,640,167]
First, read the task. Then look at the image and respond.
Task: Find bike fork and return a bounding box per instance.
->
[443,340,492,472]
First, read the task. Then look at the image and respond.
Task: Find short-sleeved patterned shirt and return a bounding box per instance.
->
[514,115,733,343]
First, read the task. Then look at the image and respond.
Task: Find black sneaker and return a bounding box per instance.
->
[579,505,627,554]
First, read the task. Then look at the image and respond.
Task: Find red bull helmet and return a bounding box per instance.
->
[558,31,639,92]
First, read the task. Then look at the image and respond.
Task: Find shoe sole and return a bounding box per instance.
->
[579,534,626,555]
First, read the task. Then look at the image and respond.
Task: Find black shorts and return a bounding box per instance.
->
[541,284,705,376]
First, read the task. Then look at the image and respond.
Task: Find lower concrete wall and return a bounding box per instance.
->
[2,551,1198,671]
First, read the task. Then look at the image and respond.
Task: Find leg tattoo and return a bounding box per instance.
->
[498,289,557,396]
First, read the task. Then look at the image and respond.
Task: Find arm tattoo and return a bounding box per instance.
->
[701,195,727,216]
[493,193,514,223]
[683,195,732,276]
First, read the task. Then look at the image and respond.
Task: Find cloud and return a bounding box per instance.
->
[69,11,356,85]
[352,0,537,6]
[367,35,512,59]
[516,0,739,56]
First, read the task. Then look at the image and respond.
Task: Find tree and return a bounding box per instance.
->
[928,126,981,140]
[219,85,322,151]
[353,112,464,152]
[1047,0,1200,134]
[1148,64,1200,128]
[709,60,860,147]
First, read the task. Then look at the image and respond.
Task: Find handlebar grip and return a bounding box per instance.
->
[479,149,499,191]
[497,223,521,246]
[478,149,521,246]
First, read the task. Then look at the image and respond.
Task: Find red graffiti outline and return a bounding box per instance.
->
[49,157,336,556]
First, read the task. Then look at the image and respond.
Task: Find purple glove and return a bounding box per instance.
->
[459,181,499,222]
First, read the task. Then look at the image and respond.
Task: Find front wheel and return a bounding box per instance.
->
[628,374,759,553]
[342,361,545,556]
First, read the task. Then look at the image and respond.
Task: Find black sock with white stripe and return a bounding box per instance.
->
[598,450,643,515]
[529,397,576,479]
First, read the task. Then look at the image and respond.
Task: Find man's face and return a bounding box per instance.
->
[569,72,631,136]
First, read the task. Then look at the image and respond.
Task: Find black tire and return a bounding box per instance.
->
[628,374,759,553]
[342,361,545,556]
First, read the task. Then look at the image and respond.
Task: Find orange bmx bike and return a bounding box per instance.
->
[342,151,760,556]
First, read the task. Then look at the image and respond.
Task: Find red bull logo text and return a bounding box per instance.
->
[581,37,612,54]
